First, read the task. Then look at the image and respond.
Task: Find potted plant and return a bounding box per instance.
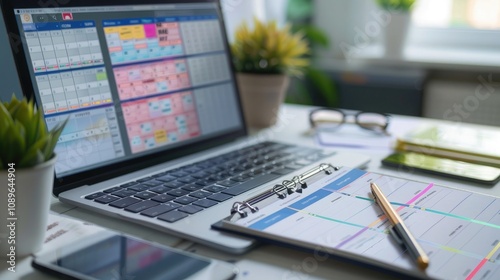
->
[0,95,66,258]
[375,0,416,58]
[231,18,309,128]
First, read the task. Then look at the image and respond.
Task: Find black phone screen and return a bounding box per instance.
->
[40,235,210,280]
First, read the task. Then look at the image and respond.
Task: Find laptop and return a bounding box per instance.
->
[1,0,370,253]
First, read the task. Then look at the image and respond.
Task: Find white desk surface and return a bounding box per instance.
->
[3,104,499,280]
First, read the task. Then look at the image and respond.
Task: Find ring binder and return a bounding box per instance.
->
[215,166,500,280]
[230,163,339,218]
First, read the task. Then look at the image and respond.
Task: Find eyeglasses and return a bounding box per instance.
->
[309,108,391,135]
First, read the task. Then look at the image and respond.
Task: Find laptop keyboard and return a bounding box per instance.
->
[84,142,332,223]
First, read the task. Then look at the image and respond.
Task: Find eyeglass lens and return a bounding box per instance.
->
[311,110,389,133]
[356,112,388,132]
[310,110,344,130]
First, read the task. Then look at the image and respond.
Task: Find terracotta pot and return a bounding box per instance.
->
[236,73,290,128]
[0,156,56,258]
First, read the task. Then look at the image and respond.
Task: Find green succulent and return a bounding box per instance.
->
[0,95,66,169]
[231,18,310,77]
[376,0,416,11]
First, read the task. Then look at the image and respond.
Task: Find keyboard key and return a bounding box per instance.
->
[189,191,211,199]
[178,205,203,215]
[112,189,137,198]
[140,203,180,217]
[271,168,295,176]
[207,193,232,202]
[181,184,204,192]
[156,175,177,183]
[85,192,105,200]
[136,177,153,183]
[151,194,175,203]
[218,180,240,187]
[230,176,249,182]
[142,180,163,187]
[205,166,223,174]
[128,184,150,192]
[103,186,122,193]
[204,185,226,193]
[191,171,210,179]
[109,197,141,208]
[174,196,198,205]
[167,189,190,197]
[195,180,210,186]
[94,195,119,204]
[149,186,171,194]
[163,181,185,188]
[222,173,281,196]
[121,182,139,188]
[177,176,197,184]
[193,199,218,208]
[125,200,159,213]
[134,191,157,200]
[158,211,188,223]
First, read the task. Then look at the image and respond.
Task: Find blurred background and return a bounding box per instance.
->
[1,0,499,125]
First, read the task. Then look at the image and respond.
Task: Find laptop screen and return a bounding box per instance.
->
[5,1,244,182]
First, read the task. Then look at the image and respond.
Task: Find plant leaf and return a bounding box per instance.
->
[19,149,45,168]
[306,68,338,107]
[3,122,26,164]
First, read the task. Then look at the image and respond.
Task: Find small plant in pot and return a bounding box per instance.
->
[375,0,416,58]
[231,17,309,128]
[0,95,66,257]
[376,0,416,11]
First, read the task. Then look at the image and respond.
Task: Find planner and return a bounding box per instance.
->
[213,164,500,279]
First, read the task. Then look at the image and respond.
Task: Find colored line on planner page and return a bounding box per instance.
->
[465,241,500,280]
[333,183,434,249]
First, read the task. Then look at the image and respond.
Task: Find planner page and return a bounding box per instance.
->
[230,167,500,279]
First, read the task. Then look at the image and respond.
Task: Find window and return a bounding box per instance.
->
[409,0,500,49]
[413,0,500,29]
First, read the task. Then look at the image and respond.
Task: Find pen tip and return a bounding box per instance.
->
[417,257,429,270]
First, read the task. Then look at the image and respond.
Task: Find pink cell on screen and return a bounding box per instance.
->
[185,112,199,125]
[114,71,128,83]
[170,95,183,114]
[141,67,154,80]
[108,46,123,53]
[143,24,157,38]
[189,125,200,137]
[135,43,147,49]
[125,122,140,134]
[152,119,165,131]
[164,117,177,130]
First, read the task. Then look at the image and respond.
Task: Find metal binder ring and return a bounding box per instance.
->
[292,175,307,190]
[231,202,248,218]
[320,163,337,175]
[273,185,287,199]
[244,202,259,213]
[282,180,296,194]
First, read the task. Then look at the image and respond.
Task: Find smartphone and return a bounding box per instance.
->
[381,152,500,184]
[32,232,237,280]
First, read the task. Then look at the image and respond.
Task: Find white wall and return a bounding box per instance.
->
[314,0,379,60]
[222,0,288,42]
